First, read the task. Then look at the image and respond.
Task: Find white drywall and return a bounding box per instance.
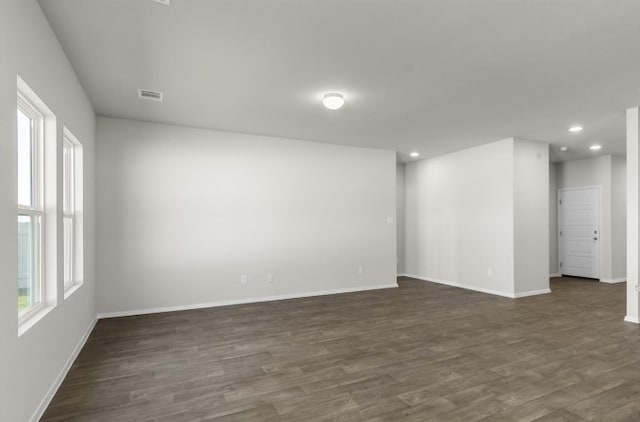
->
[96,117,397,315]
[0,1,96,421]
[556,155,626,281]
[514,140,550,294]
[626,107,639,323]
[404,139,516,296]
[396,163,405,274]
[404,138,549,297]
[549,163,559,275]
[612,156,627,280]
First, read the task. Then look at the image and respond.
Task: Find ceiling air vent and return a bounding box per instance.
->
[138,89,163,102]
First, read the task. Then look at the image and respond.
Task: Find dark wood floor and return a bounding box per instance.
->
[42,277,640,421]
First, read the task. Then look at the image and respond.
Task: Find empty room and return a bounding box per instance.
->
[2,0,640,421]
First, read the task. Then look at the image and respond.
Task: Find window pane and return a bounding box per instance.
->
[64,216,73,285]
[63,141,73,214]
[17,109,33,207]
[18,215,39,313]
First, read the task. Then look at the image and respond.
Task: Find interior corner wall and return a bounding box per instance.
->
[556,155,626,281]
[396,163,405,274]
[404,138,516,296]
[549,163,559,275]
[513,139,550,295]
[96,117,397,315]
[0,1,96,421]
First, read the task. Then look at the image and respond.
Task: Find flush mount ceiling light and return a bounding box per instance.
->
[560,146,569,152]
[322,93,345,110]
[569,125,583,133]
[410,152,420,157]
[590,144,602,151]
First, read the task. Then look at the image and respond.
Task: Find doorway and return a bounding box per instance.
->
[558,186,601,279]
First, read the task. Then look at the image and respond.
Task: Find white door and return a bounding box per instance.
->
[559,187,600,279]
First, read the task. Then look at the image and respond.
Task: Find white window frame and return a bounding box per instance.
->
[63,128,83,293]
[17,93,45,324]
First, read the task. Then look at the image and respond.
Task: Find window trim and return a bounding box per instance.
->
[16,76,59,335]
[17,94,43,209]
[62,127,83,295]
[17,93,46,324]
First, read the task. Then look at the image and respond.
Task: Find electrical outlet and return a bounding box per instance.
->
[267,273,274,283]
[487,268,493,277]
[240,274,248,284]
[358,266,364,276]
[387,216,393,224]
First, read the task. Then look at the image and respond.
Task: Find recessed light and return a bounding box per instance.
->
[569,126,583,133]
[410,152,420,157]
[560,146,568,152]
[589,144,602,151]
[322,93,344,110]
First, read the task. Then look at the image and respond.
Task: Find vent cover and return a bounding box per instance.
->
[151,0,171,5]
[138,89,163,102]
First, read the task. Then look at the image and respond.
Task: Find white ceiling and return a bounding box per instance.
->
[38,0,640,162]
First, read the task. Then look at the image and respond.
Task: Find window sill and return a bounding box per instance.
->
[64,281,83,300]
[18,304,55,337]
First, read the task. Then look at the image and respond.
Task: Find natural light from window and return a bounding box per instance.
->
[17,101,42,316]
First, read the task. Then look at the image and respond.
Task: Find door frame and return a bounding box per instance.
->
[557,185,602,280]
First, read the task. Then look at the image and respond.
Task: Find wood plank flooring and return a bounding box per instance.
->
[42,277,640,421]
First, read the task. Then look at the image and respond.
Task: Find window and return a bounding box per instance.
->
[63,129,83,292]
[63,139,73,287]
[17,77,57,333]
[17,94,44,320]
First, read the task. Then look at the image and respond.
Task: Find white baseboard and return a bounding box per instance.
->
[600,278,627,284]
[29,317,97,422]
[402,273,551,299]
[97,283,399,319]
[624,315,640,324]
[397,273,410,277]
[401,273,515,298]
[514,289,552,298]
[549,273,562,278]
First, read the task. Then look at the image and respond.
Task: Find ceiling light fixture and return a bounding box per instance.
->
[589,144,602,151]
[569,125,583,133]
[560,146,568,152]
[322,93,345,110]
[410,152,420,157]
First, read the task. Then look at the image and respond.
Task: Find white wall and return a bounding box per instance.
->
[626,107,639,322]
[556,155,626,281]
[396,163,405,274]
[404,139,516,296]
[96,117,397,315]
[0,1,96,421]
[549,163,559,275]
[404,138,549,297]
[514,139,550,294]
[612,156,627,280]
